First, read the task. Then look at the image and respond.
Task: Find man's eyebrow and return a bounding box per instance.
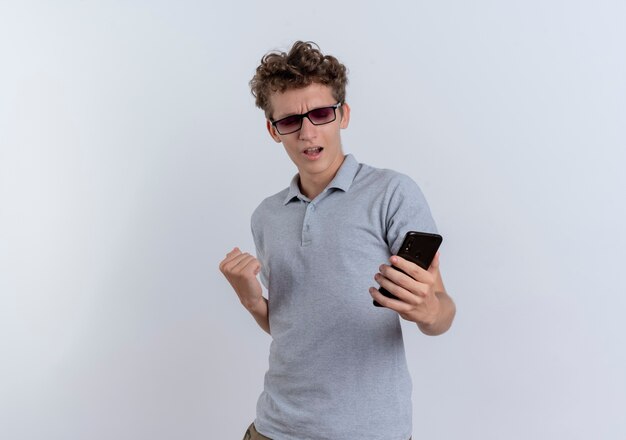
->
[273,110,298,121]
[274,104,332,121]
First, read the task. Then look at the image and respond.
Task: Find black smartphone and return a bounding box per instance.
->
[373,231,443,307]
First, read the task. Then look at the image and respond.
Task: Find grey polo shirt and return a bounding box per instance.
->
[251,154,437,440]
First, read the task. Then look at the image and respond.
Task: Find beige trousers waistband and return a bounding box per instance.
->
[242,422,412,440]
[243,423,272,440]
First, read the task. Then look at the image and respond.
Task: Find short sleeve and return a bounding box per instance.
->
[385,174,438,255]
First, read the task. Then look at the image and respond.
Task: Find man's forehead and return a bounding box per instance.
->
[269,83,335,118]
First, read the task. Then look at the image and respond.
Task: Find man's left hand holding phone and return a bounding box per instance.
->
[370,246,446,330]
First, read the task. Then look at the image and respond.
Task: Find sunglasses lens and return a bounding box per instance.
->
[275,115,301,134]
[309,107,336,124]
[274,105,338,134]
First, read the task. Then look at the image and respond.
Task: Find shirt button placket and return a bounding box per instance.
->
[302,202,315,246]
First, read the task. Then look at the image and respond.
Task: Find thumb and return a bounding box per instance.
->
[428,251,440,274]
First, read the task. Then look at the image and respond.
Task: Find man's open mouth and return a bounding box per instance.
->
[303,147,323,156]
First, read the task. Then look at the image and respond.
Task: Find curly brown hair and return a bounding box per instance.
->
[250,41,348,119]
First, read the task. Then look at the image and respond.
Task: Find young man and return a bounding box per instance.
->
[219,41,456,440]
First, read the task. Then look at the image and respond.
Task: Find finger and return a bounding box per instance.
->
[239,256,261,276]
[374,272,420,305]
[219,247,242,269]
[224,247,241,260]
[390,255,426,282]
[229,254,256,273]
[222,252,252,273]
[428,251,440,275]
[379,265,430,298]
[379,264,418,292]
[220,251,244,272]
[369,287,413,313]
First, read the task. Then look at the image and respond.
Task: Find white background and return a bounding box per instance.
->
[1,1,625,439]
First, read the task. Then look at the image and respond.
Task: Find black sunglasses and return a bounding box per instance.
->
[271,103,342,135]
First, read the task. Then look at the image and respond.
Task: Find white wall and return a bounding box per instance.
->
[1,1,624,439]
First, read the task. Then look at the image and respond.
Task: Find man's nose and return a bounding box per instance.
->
[298,116,317,140]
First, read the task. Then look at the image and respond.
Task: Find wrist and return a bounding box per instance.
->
[242,295,265,313]
[416,312,438,329]
[418,291,455,336]
[417,318,439,335]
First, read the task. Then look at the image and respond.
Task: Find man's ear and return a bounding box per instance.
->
[266,120,282,143]
[339,102,351,129]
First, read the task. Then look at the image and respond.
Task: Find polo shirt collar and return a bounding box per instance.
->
[283,154,359,205]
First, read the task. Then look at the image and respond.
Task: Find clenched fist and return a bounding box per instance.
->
[219,247,263,311]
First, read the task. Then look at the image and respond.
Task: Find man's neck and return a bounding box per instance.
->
[298,154,346,200]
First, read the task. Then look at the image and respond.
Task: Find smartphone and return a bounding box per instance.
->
[373,231,443,307]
